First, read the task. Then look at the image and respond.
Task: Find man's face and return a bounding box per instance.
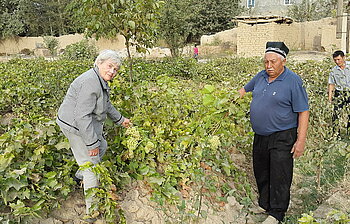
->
[98,59,119,81]
[333,55,345,67]
[264,53,286,78]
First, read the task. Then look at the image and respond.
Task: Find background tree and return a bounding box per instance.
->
[71,0,163,82]
[287,0,337,22]
[189,0,242,40]
[0,0,25,38]
[0,0,80,38]
[21,0,81,36]
[159,0,193,57]
[159,0,242,57]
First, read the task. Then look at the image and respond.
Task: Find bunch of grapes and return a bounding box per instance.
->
[208,135,221,150]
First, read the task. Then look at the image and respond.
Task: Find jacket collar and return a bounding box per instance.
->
[93,66,109,90]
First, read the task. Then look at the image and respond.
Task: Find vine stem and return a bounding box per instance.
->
[197,167,204,220]
[316,155,323,190]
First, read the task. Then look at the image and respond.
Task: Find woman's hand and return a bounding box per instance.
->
[89,147,99,156]
[122,118,132,128]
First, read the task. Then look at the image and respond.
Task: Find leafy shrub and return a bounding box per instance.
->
[43,36,59,56]
[298,210,350,224]
[61,40,98,60]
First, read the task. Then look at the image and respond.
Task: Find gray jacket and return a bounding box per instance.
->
[57,66,125,150]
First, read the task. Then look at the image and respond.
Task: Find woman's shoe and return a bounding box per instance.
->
[262,215,279,224]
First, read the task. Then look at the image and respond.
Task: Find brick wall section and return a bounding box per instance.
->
[201,28,238,45]
[236,23,294,57]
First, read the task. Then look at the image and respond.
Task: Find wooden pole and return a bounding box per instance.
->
[336,0,344,39]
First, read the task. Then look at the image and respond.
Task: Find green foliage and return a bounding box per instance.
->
[0,59,90,222]
[0,58,90,117]
[0,118,76,222]
[0,0,80,38]
[82,161,127,223]
[159,0,242,57]
[0,0,25,39]
[326,210,350,224]
[159,0,194,57]
[287,0,337,22]
[43,36,59,56]
[71,0,163,56]
[189,0,242,37]
[0,57,254,222]
[70,0,163,82]
[22,0,80,36]
[61,40,98,61]
[298,212,319,224]
[298,210,350,224]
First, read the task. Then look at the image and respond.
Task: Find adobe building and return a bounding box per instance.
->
[235,15,340,57]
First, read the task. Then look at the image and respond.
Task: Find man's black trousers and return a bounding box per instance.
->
[253,127,297,221]
[332,90,350,133]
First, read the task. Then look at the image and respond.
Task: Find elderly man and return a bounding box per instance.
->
[57,50,131,223]
[238,42,309,224]
[328,50,350,135]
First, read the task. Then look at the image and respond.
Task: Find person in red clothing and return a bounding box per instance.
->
[193,44,199,61]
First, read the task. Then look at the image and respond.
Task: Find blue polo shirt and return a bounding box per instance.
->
[244,67,309,136]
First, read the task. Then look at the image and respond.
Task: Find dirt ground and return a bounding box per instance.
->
[288,51,330,62]
[31,172,350,224]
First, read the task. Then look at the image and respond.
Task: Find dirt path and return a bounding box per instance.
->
[31,181,257,224]
[288,51,329,62]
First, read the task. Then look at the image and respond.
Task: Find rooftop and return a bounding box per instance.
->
[234,15,294,25]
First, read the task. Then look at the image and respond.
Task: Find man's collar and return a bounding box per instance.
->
[336,61,350,70]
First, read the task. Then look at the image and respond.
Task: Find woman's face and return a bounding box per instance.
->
[98,59,119,81]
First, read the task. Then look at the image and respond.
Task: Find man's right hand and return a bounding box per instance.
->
[89,147,99,156]
[238,87,246,98]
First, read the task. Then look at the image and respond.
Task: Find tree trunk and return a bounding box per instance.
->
[170,47,179,57]
[125,39,133,85]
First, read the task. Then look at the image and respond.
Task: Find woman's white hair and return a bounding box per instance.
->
[94,49,122,66]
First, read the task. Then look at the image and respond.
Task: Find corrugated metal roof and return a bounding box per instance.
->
[234,15,294,24]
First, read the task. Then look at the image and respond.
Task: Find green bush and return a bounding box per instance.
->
[61,40,98,60]
[43,36,59,56]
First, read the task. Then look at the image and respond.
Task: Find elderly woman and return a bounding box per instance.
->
[56,50,131,222]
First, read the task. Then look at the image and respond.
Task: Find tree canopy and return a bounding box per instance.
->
[287,0,337,22]
[71,0,162,57]
[0,0,80,39]
[159,0,242,57]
